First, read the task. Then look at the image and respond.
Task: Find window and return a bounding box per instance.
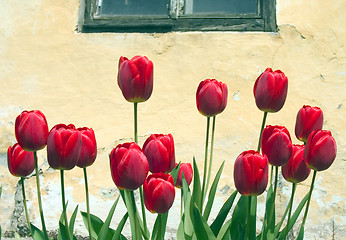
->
[79,0,276,32]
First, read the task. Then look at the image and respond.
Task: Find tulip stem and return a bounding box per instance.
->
[134,102,138,144]
[125,190,141,240]
[270,165,274,186]
[83,168,93,240]
[60,170,72,240]
[257,111,268,152]
[34,151,49,239]
[300,170,317,230]
[206,116,216,199]
[245,196,252,240]
[283,183,297,239]
[20,177,32,236]
[180,190,183,218]
[201,116,210,209]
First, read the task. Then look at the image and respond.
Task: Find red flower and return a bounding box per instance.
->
[261,125,293,166]
[295,105,323,142]
[143,173,175,214]
[282,145,311,183]
[7,143,35,177]
[143,134,175,173]
[110,142,149,190]
[117,56,154,103]
[253,68,288,112]
[196,79,228,117]
[15,110,49,151]
[47,124,82,170]
[175,163,193,188]
[304,130,337,171]
[233,150,268,196]
[76,127,97,168]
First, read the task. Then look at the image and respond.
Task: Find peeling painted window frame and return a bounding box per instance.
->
[78,0,277,33]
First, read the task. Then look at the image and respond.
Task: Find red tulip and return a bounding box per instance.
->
[117,56,154,103]
[143,173,175,214]
[295,105,323,142]
[282,145,311,183]
[7,143,35,177]
[47,124,82,170]
[261,125,293,166]
[15,110,49,151]
[175,163,193,188]
[304,130,337,171]
[196,79,228,117]
[143,134,175,173]
[233,150,268,196]
[76,127,97,168]
[110,142,149,190]
[253,68,288,112]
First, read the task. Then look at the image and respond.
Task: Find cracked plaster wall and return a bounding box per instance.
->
[0,0,345,239]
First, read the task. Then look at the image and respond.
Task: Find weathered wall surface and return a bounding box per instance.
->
[0,0,345,239]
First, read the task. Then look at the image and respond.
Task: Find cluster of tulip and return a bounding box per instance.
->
[6,55,337,240]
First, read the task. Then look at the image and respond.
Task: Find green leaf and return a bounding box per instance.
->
[192,157,202,211]
[30,223,46,240]
[258,185,274,240]
[98,196,120,240]
[249,196,257,240]
[113,213,128,240]
[182,177,194,239]
[69,205,79,238]
[210,190,238,236]
[230,195,248,240]
[191,204,216,240]
[151,213,169,240]
[203,161,224,221]
[59,220,71,240]
[216,218,232,240]
[14,232,21,240]
[81,211,104,239]
[177,219,185,240]
[296,225,304,240]
[171,162,181,185]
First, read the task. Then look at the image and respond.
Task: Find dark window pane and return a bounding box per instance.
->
[191,0,258,15]
[101,0,169,16]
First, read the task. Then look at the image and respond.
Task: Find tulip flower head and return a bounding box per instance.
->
[8,143,35,177]
[117,55,154,103]
[295,105,323,142]
[143,173,175,214]
[234,150,268,196]
[253,68,288,113]
[282,145,311,183]
[175,162,193,188]
[143,134,175,173]
[304,130,337,171]
[261,125,293,166]
[76,127,97,168]
[196,79,228,117]
[110,142,149,190]
[15,110,49,152]
[47,124,82,170]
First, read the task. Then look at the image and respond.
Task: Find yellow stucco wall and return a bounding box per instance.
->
[0,0,345,239]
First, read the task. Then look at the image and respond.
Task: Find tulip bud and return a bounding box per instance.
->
[234,150,268,196]
[76,127,97,168]
[110,142,149,190]
[253,68,288,112]
[175,163,193,188]
[143,173,175,214]
[261,125,293,166]
[196,79,228,117]
[295,105,323,142]
[304,130,337,171]
[143,134,175,173]
[282,145,311,183]
[117,56,154,103]
[7,143,35,177]
[15,110,49,151]
[47,124,82,170]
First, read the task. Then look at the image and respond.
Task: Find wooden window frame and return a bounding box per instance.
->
[78,0,277,33]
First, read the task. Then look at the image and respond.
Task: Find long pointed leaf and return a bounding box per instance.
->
[69,205,79,239]
[182,176,194,239]
[113,213,129,240]
[192,157,202,211]
[258,185,274,240]
[296,226,304,240]
[216,218,232,240]
[59,221,70,240]
[81,211,104,239]
[171,162,181,185]
[230,195,248,240]
[203,161,225,221]
[191,204,216,240]
[98,196,120,240]
[30,224,46,240]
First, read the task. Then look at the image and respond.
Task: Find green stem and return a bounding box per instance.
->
[270,165,274,186]
[180,190,183,218]
[60,170,71,240]
[125,190,141,240]
[245,196,252,240]
[300,170,317,228]
[158,213,162,240]
[34,151,49,239]
[134,102,138,144]
[21,178,32,236]
[83,168,93,240]
[257,111,268,152]
[205,116,216,197]
[201,116,210,208]
[283,183,297,239]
